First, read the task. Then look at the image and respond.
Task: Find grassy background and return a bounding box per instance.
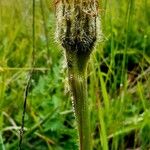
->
[0,0,150,149]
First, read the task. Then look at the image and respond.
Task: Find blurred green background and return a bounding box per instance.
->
[0,0,150,149]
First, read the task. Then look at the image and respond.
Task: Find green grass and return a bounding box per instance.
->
[0,0,150,149]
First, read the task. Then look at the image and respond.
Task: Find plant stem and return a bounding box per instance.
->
[66,51,92,150]
[55,1,100,149]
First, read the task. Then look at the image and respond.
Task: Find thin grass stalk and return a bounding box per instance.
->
[121,0,134,87]
[0,132,5,150]
[55,0,100,149]
[40,0,51,65]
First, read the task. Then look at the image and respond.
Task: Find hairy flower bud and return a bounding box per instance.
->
[55,0,100,54]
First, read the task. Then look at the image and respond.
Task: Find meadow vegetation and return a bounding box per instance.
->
[0,0,150,150]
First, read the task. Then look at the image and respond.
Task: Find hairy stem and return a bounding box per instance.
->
[66,51,91,150]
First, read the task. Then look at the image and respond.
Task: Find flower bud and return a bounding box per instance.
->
[55,0,100,54]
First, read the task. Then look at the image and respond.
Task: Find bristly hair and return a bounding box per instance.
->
[55,0,101,55]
